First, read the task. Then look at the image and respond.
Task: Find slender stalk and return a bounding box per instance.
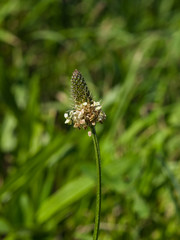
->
[91,126,101,240]
[65,69,105,238]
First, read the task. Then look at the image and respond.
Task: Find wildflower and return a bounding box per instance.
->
[64,69,106,131]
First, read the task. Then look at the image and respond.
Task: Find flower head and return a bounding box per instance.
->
[64,69,106,130]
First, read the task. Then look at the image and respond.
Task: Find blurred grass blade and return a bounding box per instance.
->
[0,0,20,24]
[0,29,20,46]
[0,58,21,118]
[37,176,94,223]
[0,140,73,201]
[159,156,180,199]
[31,30,65,42]
[0,218,11,234]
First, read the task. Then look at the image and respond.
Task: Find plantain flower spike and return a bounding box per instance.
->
[64,69,106,131]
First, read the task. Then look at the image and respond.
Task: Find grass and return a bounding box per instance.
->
[0,0,180,239]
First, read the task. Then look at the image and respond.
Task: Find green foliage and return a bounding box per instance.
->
[0,0,180,239]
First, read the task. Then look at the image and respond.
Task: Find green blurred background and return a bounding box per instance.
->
[1,0,180,239]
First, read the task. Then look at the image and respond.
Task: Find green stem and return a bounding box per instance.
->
[91,126,101,240]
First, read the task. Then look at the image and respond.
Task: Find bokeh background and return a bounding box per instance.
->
[1,0,180,239]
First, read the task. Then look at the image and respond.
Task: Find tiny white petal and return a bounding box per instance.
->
[95,101,100,106]
[65,119,71,124]
[88,131,92,137]
[78,112,83,118]
[96,106,102,110]
[83,102,87,106]
[80,119,85,124]
[64,113,68,118]
[74,123,79,128]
